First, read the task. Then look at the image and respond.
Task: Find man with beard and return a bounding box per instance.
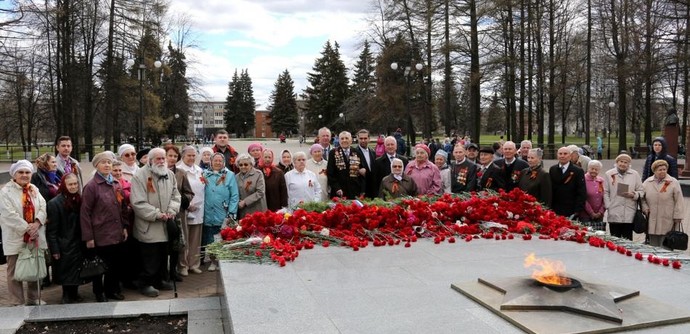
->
[476,147,505,191]
[130,148,181,297]
[450,144,477,193]
[354,129,378,198]
[465,143,479,164]
[495,141,529,192]
[327,131,366,199]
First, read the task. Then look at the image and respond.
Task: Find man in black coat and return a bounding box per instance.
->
[374,136,409,197]
[327,131,366,199]
[494,141,529,192]
[476,147,505,191]
[549,146,587,218]
[354,129,378,199]
[450,144,477,193]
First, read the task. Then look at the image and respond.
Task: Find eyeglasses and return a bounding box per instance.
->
[238,163,250,167]
[122,153,135,157]
[392,165,403,168]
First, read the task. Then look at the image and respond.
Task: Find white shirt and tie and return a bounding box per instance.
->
[360,146,372,170]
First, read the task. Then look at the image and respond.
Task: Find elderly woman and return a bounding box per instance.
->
[379,158,418,199]
[46,173,83,304]
[579,160,606,231]
[518,148,552,207]
[434,150,451,194]
[81,151,128,302]
[31,153,62,203]
[118,144,139,180]
[260,148,288,211]
[603,154,644,240]
[0,160,47,306]
[642,160,685,248]
[248,142,264,167]
[285,151,322,208]
[203,153,239,271]
[164,144,194,282]
[306,144,329,201]
[199,147,213,170]
[278,149,294,173]
[176,146,205,275]
[404,144,442,196]
[235,153,268,218]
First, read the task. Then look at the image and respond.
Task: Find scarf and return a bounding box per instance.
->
[22,185,35,243]
[98,172,114,185]
[45,170,61,185]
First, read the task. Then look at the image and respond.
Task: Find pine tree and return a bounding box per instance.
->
[485,93,505,134]
[304,40,350,130]
[351,40,375,95]
[224,69,255,137]
[161,42,190,141]
[268,69,299,136]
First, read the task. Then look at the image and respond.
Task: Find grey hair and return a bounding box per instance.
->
[147,148,166,164]
[520,140,532,148]
[235,153,253,166]
[588,160,603,169]
[528,148,543,159]
[292,151,307,161]
[390,158,404,168]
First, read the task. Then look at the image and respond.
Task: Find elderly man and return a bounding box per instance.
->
[326,131,366,199]
[550,146,587,218]
[0,160,47,306]
[318,127,333,160]
[566,144,592,171]
[54,136,83,190]
[476,147,505,191]
[374,136,409,197]
[495,141,529,192]
[130,148,181,297]
[212,130,239,173]
[519,140,532,160]
[450,144,477,193]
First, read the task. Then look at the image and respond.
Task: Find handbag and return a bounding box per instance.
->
[79,256,108,279]
[632,199,648,234]
[0,226,6,265]
[14,243,47,282]
[663,222,688,251]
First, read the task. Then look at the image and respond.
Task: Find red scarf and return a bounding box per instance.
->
[22,185,35,243]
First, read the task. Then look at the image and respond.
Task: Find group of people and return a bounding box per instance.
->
[0,128,686,306]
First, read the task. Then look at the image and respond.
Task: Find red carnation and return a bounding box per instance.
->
[635,252,643,261]
[672,261,682,269]
[322,241,330,247]
[448,237,456,243]
[663,259,670,266]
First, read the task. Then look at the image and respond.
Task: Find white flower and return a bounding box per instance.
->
[432,212,438,219]
[506,211,514,219]
[236,225,242,232]
[263,235,272,244]
[514,215,520,220]
[320,228,330,237]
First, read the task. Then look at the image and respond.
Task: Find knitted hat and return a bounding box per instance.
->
[435,149,448,161]
[247,143,263,153]
[651,159,669,172]
[9,160,33,177]
[310,144,323,153]
[414,144,430,156]
[92,151,116,167]
[615,154,632,163]
[200,147,213,156]
[118,144,136,157]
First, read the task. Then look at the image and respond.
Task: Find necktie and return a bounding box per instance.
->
[64,159,72,174]
[562,165,567,174]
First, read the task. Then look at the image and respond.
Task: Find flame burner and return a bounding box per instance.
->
[534,276,582,292]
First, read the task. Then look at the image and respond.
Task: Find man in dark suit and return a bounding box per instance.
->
[476,147,505,191]
[374,136,409,197]
[354,129,378,198]
[327,131,366,199]
[494,141,529,192]
[549,146,587,218]
[450,144,477,193]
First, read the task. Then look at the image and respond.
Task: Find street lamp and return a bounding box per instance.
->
[172,113,179,143]
[607,101,615,159]
[391,61,423,156]
[126,58,161,150]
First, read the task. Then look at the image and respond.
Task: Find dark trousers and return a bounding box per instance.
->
[138,242,168,287]
[92,243,124,296]
[609,222,633,241]
[121,237,140,287]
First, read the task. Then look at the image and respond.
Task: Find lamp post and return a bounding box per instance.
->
[126,58,161,150]
[172,113,179,143]
[339,112,345,130]
[607,101,615,159]
[391,61,423,156]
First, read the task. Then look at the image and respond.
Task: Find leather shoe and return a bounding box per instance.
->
[171,274,183,282]
[95,294,108,303]
[106,293,125,301]
[139,286,159,297]
[157,281,174,291]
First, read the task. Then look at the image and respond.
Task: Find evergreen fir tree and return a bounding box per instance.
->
[304,40,350,130]
[268,69,299,136]
[224,69,255,137]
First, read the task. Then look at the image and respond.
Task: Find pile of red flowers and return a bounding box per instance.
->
[212,188,683,270]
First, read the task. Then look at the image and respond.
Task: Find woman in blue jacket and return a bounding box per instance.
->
[202,153,239,271]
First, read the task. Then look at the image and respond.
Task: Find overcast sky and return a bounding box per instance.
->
[169,0,373,108]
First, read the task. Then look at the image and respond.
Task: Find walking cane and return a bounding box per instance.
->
[35,241,42,306]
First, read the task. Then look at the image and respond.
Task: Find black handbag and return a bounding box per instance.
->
[166,218,181,241]
[79,256,108,279]
[632,199,648,234]
[663,222,688,251]
[0,226,6,265]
